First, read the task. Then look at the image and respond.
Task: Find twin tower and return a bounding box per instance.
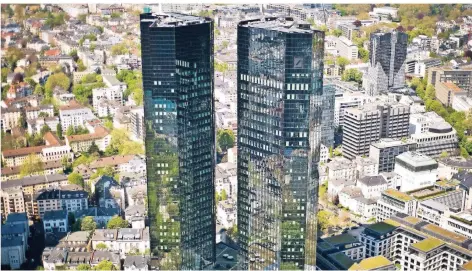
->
[140,13,325,270]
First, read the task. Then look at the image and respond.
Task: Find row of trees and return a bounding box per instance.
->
[411,77,472,157]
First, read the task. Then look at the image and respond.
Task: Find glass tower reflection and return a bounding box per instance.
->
[140,13,215,270]
[237,17,324,270]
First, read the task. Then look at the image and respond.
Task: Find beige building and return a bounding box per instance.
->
[435,81,465,107]
[1,107,21,132]
[65,126,111,152]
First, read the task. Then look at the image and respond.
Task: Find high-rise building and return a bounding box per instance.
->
[362,30,408,96]
[237,17,324,270]
[343,102,410,159]
[140,13,215,269]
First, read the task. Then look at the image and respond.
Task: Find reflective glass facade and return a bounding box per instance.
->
[140,13,215,270]
[237,18,324,270]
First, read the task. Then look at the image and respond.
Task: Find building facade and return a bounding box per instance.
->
[362,30,408,95]
[140,13,216,269]
[369,138,417,173]
[237,17,324,269]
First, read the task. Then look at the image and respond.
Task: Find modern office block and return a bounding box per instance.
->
[343,102,410,159]
[363,30,408,96]
[140,13,215,269]
[369,138,417,173]
[427,66,472,97]
[237,17,324,270]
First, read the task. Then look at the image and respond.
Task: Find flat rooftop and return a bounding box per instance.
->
[239,17,316,34]
[396,151,438,168]
[142,12,211,27]
[411,237,444,252]
[371,138,415,149]
[348,256,392,271]
[383,188,413,202]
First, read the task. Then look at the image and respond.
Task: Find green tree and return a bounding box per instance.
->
[110,42,129,56]
[76,264,91,271]
[77,59,87,72]
[57,123,63,139]
[20,154,44,177]
[107,215,129,229]
[104,119,113,130]
[333,29,343,37]
[66,125,75,136]
[110,12,121,18]
[34,84,44,95]
[358,47,369,62]
[1,67,9,83]
[81,216,97,231]
[88,142,100,155]
[336,56,350,71]
[132,88,144,105]
[5,47,25,69]
[93,260,116,271]
[96,243,108,250]
[78,14,87,23]
[13,5,26,25]
[226,224,238,239]
[317,210,332,231]
[40,124,51,136]
[221,189,228,200]
[341,68,363,83]
[68,172,84,188]
[159,248,181,270]
[45,73,70,98]
[217,129,235,152]
[280,262,301,270]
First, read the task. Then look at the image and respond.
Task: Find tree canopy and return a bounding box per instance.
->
[44,73,71,98]
[68,172,84,188]
[106,215,129,229]
[20,154,44,177]
[217,129,235,152]
[81,216,96,231]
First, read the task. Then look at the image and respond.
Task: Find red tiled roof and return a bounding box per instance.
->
[44,49,61,57]
[59,100,85,111]
[2,146,45,158]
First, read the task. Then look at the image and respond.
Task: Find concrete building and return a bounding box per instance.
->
[446,210,472,239]
[363,30,408,95]
[316,233,366,270]
[43,210,68,234]
[65,126,111,152]
[59,100,96,132]
[35,188,89,218]
[360,214,472,271]
[337,23,359,41]
[435,81,466,107]
[410,122,459,158]
[354,156,379,178]
[376,188,416,222]
[327,157,357,180]
[395,152,438,192]
[333,92,373,127]
[343,103,410,159]
[369,138,417,173]
[356,175,388,199]
[92,87,124,115]
[91,227,150,259]
[335,36,358,60]
[427,66,472,97]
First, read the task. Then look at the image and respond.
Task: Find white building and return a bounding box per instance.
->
[43,210,68,234]
[410,122,458,158]
[376,188,416,222]
[92,87,123,115]
[36,189,88,218]
[354,156,379,178]
[334,92,373,127]
[326,157,357,181]
[395,152,438,192]
[217,200,237,228]
[59,100,96,132]
[335,36,359,60]
[91,228,150,259]
[446,210,472,239]
[356,175,388,199]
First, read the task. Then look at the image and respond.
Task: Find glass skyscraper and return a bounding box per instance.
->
[140,13,215,270]
[237,17,324,270]
[362,30,408,96]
